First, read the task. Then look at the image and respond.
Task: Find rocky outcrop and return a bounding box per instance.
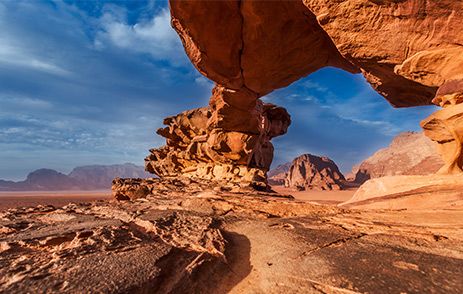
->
[421,84,463,174]
[350,132,444,184]
[145,102,290,190]
[341,174,463,210]
[284,154,346,191]
[303,0,463,106]
[267,162,291,186]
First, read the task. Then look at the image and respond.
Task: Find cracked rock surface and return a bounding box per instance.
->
[1,181,462,293]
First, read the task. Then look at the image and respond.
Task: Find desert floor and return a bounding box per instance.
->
[0,190,111,211]
[1,182,462,293]
[272,185,357,204]
[0,187,355,211]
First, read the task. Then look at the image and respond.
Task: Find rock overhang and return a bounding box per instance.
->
[117,0,463,193]
[169,0,463,107]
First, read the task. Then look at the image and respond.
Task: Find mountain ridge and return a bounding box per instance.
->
[0,163,150,191]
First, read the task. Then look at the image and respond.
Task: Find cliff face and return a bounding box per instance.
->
[351,132,444,184]
[284,154,346,191]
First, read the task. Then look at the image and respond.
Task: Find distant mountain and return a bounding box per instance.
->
[269,154,348,191]
[68,163,150,189]
[0,163,150,191]
[285,154,347,191]
[267,162,291,185]
[348,132,443,184]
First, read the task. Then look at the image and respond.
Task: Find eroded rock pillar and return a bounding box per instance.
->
[145,85,291,190]
[421,80,463,174]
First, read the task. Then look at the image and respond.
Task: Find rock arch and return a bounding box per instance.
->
[144,0,463,189]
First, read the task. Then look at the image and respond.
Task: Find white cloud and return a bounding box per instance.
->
[194,76,213,88]
[302,80,329,93]
[0,95,53,110]
[96,8,185,65]
[0,44,71,76]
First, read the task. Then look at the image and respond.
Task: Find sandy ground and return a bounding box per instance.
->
[0,190,111,211]
[1,180,462,293]
[272,186,357,204]
[0,187,354,211]
[0,187,356,211]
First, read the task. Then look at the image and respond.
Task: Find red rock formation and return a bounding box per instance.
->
[169,0,463,107]
[131,1,463,190]
[350,132,444,184]
[145,101,290,189]
[284,154,346,191]
[421,83,463,174]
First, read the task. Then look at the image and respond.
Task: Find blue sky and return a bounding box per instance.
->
[0,0,436,180]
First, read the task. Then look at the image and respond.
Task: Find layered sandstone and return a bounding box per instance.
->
[284,154,346,191]
[421,85,463,175]
[145,102,290,189]
[350,132,443,184]
[341,174,463,210]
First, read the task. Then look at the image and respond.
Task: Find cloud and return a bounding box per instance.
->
[0,95,53,110]
[96,7,187,65]
[0,0,213,180]
[0,48,71,76]
[0,9,71,76]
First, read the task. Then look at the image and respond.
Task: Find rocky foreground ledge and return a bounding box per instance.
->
[0,178,462,293]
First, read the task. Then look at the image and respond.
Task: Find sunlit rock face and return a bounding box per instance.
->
[349,132,444,184]
[303,0,463,106]
[145,97,290,189]
[421,80,463,175]
[169,0,462,107]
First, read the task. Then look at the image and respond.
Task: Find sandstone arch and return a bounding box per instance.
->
[144,0,463,189]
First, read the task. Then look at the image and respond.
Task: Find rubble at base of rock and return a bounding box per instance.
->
[112,177,293,201]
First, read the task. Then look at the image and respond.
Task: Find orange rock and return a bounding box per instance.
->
[285,154,347,191]
[147,0,463,188]
[145,101,290,189]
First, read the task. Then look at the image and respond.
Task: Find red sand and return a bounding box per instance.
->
[0,187,356,211]
[272,186,356,204]
[0,190,111,211]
